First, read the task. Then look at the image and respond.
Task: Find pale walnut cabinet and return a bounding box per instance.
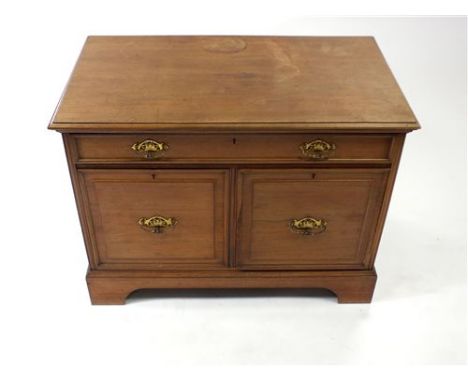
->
[49,36,419,304]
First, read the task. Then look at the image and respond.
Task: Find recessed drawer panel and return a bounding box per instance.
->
[73,134,393,163]
[80,169,229,270]
[236,169,388,270]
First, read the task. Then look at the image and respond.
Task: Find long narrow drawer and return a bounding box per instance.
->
[72,134,394,163]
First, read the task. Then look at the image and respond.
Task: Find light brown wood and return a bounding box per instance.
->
[51,36,419,304]
[49,36,419,132]
[367,134,406,265]
[236,169,388,269]
[86,268,377,304]
[51,123,418,134]
[72,133,393,164]
[80,169,229,269]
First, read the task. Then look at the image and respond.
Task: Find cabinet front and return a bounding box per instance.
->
[236,169,388,270]
[80,169,229,270]
[74,134,392,164]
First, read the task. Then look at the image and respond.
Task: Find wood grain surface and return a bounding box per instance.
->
[236,169,388,269]
[80,169,229,269]
[73,133,393,163]
[49,36,419,131]
[86,268,378,304]
[53,36,419,304]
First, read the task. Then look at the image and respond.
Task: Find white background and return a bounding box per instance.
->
[0,1,466,378]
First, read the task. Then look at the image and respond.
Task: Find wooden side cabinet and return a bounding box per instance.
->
[50,36,419,304]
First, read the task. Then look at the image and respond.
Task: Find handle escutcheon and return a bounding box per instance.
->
[289,217,327,235]
[300,139,336,160]
[131,139,168,159]
[138,215,177,234]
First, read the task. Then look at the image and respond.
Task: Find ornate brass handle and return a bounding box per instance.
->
[289,217,327,235]
[300,139,336,160]
[138,215,177,234]
[131,139,168,159]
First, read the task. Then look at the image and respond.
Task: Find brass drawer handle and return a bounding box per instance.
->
[138,215,177,234]
[131,139,168,159]
[289,217,327,235]
[300,139,336,160]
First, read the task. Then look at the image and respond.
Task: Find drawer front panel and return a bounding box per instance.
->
[74,134,393,163]
[236,169,388,270]
[80,169,228,270]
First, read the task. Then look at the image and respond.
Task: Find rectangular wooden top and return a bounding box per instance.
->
[49,36,419,132]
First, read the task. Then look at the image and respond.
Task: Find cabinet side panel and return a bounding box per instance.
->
[364,134,406,267]
[62,134,100,268]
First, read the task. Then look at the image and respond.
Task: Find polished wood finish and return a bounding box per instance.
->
[80,169,228,269]
[236,169,388,270]
[73,134,393,164]
[49,36,418,132]
[86,268,377,304]
[50,36,419,304]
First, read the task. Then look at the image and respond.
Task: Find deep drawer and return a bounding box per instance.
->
[236,168,389,270]
[72,134,394,163]
[79,169,229,270]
